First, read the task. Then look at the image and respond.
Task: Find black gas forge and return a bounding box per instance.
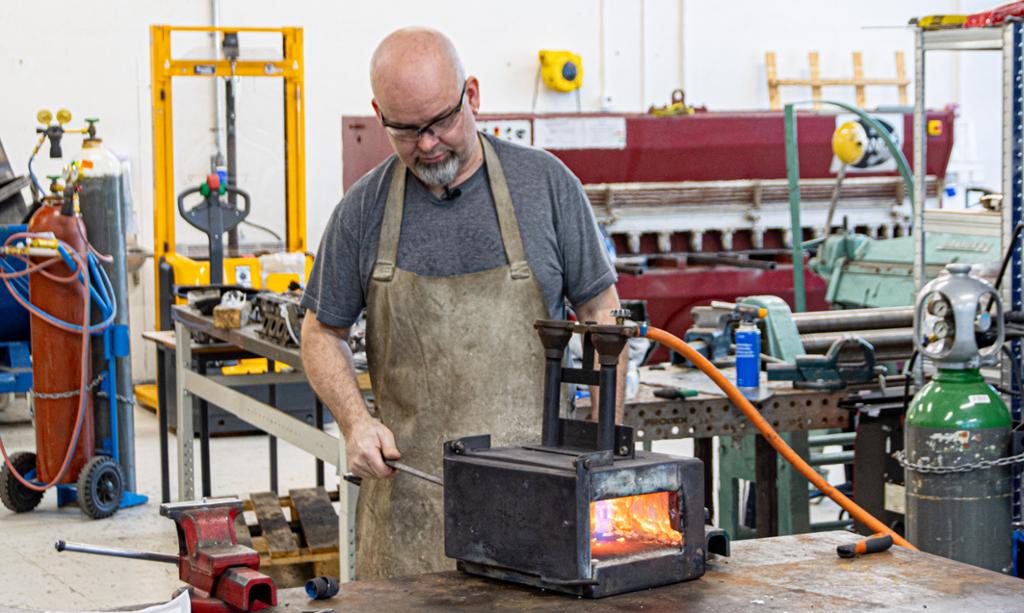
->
[444,318,723,598]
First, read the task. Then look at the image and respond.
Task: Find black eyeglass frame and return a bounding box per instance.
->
[379,81,468,140]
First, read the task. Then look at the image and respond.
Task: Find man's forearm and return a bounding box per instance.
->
[300,315,371,436]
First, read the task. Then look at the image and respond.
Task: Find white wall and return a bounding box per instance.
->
[1,0,999,382]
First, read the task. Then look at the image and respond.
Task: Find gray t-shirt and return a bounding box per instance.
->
[302,133,616,329]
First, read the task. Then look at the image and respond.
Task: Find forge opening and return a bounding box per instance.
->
[590,490,683,559]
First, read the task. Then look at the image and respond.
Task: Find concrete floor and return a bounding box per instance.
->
[0,401,340,610]
[0,400,843,611]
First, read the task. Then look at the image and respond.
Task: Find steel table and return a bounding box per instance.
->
[269,531,1023,612]
[166,305,359,581]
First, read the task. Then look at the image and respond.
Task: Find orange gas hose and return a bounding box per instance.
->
[644,325,916,551]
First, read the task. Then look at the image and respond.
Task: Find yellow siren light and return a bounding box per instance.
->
[832,120,868,166]
[538,50,583,93]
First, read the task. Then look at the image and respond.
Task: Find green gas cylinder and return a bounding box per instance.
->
[906,263,1013,573]
[905,369,1012,572]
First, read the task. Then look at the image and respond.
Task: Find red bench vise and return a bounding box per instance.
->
[161,498,277,612]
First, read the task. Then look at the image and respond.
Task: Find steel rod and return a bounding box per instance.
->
[792,307,914,334]
[784,104,806,312]
[597,363,617,451]
[384,460,443,487]
[809,451,855,466]
[808,432,856,447]
[55,540,178,565]
[541,354,562,447]
[799,328,914,354]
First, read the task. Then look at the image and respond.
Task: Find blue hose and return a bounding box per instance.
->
[2,247,116,334]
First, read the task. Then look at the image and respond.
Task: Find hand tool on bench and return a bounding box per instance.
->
[836,533,894,558]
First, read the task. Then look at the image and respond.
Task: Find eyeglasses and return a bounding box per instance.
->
[380,81,467,142]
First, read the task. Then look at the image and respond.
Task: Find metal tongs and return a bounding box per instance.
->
[343,459,443,487]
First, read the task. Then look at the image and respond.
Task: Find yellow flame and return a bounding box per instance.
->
[589,491,682,550]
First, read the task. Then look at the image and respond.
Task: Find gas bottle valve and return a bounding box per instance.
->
[914,262,1003,369]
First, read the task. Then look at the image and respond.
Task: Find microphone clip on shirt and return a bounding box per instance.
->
[442,184,462,201]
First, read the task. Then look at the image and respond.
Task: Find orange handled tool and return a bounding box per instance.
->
[836,533,894,558]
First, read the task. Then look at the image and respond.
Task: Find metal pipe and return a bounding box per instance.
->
[225,76,238,254]
[799,328,914,355]
[55,540,178,565]
[541,353,562,447]
[211,0,225,163]
[784,104,806,312]
[808,432,856,447]
[792,307,914,334]
[597,363,617,451]
[809,451,854,466]
[384,460,443,487]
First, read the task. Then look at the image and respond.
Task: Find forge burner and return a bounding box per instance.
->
[443,319,709,598]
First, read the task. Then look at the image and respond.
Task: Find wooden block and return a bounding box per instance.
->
[234,510,254,548]
[289,487,339,554]
[213,304,242,329]
[250,491,298,558]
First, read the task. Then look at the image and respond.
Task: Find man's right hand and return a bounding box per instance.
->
[345,416,401,479]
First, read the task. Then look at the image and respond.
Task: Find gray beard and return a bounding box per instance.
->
[414,152,461,187]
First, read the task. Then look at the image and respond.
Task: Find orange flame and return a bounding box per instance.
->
[590,491,682,558]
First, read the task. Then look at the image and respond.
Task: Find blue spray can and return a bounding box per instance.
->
[735,321,761,394]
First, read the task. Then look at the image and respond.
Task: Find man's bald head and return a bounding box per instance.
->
[370,27,466,120]
[369,28,483,191]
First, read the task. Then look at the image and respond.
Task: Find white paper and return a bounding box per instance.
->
[45,589,190,613]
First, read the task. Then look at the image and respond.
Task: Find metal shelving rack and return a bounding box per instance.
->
[913,22,1024,521]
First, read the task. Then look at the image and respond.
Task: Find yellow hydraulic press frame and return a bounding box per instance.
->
[149,25,307,329]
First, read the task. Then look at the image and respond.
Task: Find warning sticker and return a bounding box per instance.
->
[967,394,991,405]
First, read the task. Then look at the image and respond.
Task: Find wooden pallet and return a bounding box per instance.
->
[241,487,340,586]
[765,50,909,110]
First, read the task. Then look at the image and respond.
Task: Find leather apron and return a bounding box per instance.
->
[358,137,549,579]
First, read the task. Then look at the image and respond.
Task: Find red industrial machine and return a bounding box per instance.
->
[342,109,956,360]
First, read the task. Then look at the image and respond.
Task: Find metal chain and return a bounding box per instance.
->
[32,372,106,400]
[893,449,1024,474]
[32,372,137,407]
[97,390,138,407]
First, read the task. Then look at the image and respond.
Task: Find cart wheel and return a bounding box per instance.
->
[0,451,44,513]
[77,456,123,519]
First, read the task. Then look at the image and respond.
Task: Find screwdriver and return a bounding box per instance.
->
[652,387,699,400]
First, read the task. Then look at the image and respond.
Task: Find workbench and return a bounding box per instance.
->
[269,531,1023,612]
[162,305,359,581]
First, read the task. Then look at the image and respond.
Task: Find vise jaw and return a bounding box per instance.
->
[160,498,276,611]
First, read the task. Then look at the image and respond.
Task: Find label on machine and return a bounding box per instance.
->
[534,117,627,150]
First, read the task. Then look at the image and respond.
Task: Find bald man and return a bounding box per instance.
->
[300,27,621,579]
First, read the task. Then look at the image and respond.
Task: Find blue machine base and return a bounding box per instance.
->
[56,484,148,510]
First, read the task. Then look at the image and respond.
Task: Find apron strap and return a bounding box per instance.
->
[373,137,533,282]
[480,137,532,280]
[372,160,407,282]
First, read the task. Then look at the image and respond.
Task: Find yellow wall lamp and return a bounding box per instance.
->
[533,50,583,112]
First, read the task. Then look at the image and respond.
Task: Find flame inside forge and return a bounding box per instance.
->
[590,491,683,559]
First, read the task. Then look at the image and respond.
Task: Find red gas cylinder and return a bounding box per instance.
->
[27,204,93,483]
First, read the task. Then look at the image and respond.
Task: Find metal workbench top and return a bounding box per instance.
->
[270,531,1022,612]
